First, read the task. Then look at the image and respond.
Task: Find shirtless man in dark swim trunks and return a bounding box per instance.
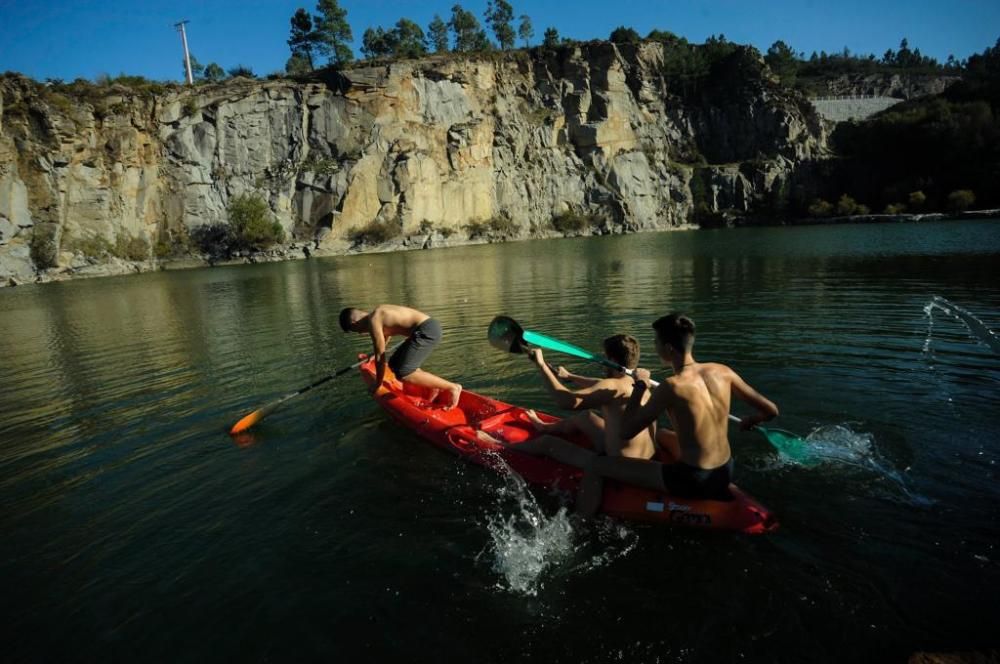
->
[339,304,462,409]
[489,334,657,461]
[570,313,778,515]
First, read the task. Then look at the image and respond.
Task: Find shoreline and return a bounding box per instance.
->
[3,212,997,289]
[755,208,1000,227]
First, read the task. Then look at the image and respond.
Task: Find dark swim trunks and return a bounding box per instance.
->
[661,458,734,501]
[388,318,442,378]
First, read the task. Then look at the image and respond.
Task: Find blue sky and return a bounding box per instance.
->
[0,0,997,82]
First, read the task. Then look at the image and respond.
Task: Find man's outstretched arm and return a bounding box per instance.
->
[730,371,779,430]
[530,349,616,411]
[370,308,389,390]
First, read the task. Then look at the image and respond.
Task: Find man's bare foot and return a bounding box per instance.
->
[524,409,550,431]
[444,384,462,410]
[426,388,440,404]
[476,429,516,450]
[476,429,502,445]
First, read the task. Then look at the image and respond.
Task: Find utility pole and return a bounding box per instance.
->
[175,20,193,85]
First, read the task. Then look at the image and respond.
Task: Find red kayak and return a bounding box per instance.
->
[360,358,778,534]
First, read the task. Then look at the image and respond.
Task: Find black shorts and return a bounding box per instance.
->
[388,318,442,378]
[661,458,734,501]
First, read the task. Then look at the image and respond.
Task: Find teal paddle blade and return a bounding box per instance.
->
[757,426,818,466]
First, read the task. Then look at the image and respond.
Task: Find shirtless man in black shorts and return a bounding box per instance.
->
[477,334,656,464]
[339,304,462,409]
[571,313,778,515]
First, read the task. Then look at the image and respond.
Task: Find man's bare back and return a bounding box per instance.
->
[595,374,655,459]
[339,303,461,408]
[659,362,745,468]
[367,304,430,339]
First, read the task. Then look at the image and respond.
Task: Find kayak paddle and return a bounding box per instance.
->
[229,344,400,435]
[487,315,814,463]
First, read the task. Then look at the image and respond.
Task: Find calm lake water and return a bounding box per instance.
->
[2,221,998,663]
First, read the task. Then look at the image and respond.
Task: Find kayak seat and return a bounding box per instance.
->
[473,406,521,431]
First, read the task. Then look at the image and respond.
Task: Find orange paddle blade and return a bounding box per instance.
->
[229,409,264,435]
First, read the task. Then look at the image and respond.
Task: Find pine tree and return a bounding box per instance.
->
[484,0,515,50]
[288,8,317,71]
[393,19,427,59]
[313,0,353,66]
[203,62,225,82]
[609,26,640,44]
[542,26,559,48]
[428,14,449,53]
[517,14,533,47]
[449,4,491,52]
[361,27,394,59]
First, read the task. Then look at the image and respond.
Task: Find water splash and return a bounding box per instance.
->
[923,295,1000,355]
[480,454,637,596]
[480,455,575,596]
[762,424,932,506]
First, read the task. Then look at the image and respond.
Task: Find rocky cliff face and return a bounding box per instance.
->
[0,42,827,284]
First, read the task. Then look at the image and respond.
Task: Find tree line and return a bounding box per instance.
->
[764,38,964,91]
[283,1,536,73]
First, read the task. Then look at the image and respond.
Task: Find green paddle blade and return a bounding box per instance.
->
[757,426,818,466]
[488,315,527,353]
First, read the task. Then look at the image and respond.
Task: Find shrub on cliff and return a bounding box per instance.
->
[113,234,150,261]
[190,224,233,259]
[228,193,284,250]
[947,189,976,212]
[883,203,907,214]
[465,215,519,239]
[64,231,113,260]
[154,227,192,259]
[348,219,401,245]
[807,199,834,217]
[227,65,256,79]
[908,190,927,211]
[29,224,59,269]
[550,210,593,234]
[836,194,860,216]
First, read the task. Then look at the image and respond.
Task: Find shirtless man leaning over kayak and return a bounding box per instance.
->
[572,312,779,515]
[339,304,462,409]
[478,334,657,467]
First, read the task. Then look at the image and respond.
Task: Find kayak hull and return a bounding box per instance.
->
[360,359,778,534]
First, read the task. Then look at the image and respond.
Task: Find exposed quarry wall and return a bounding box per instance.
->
[0,43,830,284]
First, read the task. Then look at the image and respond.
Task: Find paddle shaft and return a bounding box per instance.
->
[230,341,402,434]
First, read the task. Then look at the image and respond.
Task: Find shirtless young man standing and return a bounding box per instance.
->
[339,304,462,409]
[570,313,779,515]
[479,334,656,468]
